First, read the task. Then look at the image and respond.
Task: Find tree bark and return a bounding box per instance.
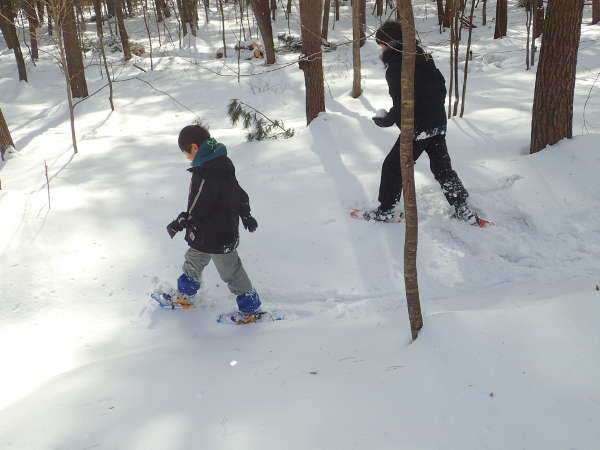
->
[24,0,39,60]
[1,1,28,81]
[359,0,366,47]
[60,0,88,96]
[398,0,423,341]
[299,0,325,124]
[482,0,486,25]
[494,0,507,38]
[180,0,198,36]
[592,0,599,25]
[530,0,584,154]
[252,0,276,64]
[351,0,361,98]
[533,0,543,38]
[114,0,132,59]
[0,107,15,161]
[436,0,443,26]
[322,0,330,41]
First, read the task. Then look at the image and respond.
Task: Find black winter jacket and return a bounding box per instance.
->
[378,42,448,138]
[184,156,251,254]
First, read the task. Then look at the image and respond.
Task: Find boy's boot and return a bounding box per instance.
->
[363,206,401,222]
[157,274,200,309]
[235,289,262,323]
[454,203,477,225]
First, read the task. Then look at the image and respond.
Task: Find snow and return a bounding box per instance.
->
[1,2,600,449]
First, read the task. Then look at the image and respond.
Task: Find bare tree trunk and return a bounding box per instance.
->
[525,0,532,70]
[47,3,53,34]
[443,0,454,28]
[203,0,209,23]
[24,0,39,60]
[142,0,154,70]
[374,0,381,17]
[494,0,507,38]
[436,0,443,26]
[180,0,198,36]
[60,0,89,96]
[460,0,475,117]
[1,4,28,81]
[93,0,115,109]
[592,0,599,25]
[533,0,543,38]
[299,0,325,124]
[321,0,330,41]
[252,0,276,64]
[114,0,132,59]
[351,0,361,98]
[53,4,79,153]
[359,0,366,47]
[93,0,104,35]
[335,0,339,21]
[37,0,45,23]
[398,0,423,341]
[530,0,584,154]
[218,0,226,56]
[482,0,486,25]
[0,107,15,161]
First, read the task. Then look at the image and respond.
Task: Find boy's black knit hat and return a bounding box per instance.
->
[375,21,403,46]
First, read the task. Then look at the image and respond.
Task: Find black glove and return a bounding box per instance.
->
[241,215,258,232]
[372,115,391,128]
[166,212,190,238]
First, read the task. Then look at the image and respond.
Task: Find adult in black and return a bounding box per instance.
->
[369,20,479,225]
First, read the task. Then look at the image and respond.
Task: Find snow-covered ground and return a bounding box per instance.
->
[1,2,600,449]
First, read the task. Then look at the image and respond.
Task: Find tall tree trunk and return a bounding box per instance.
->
[25,0,40,60]
[436,0,443,26]
[203,0,209,23]
[398,0,423,341]
[0,107,15,161]
[114,0,132,59]
[180,0,198,36]
[1,1,28,81]
[533,0,543,38]
[335,0,339,21]
[218,0,226,56]
[443,0,454,28]
[298,0,325,124]
[252,0,276,64]
[460,0,475,116]
[494,0,507,38]
[93,0,103,35]
[37,0,45,23]
[351,0,361,98]
[482,0,486,25]
[592,0,599,25]
[60,0,88,96]
[530,0,584,154]
[359,0,366,47]
[322,0,330,41]
[376,0,383,17]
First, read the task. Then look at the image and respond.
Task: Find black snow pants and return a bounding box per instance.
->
[378,134,469,211]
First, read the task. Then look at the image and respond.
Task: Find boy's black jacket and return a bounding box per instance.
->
[184,155,251,254]
[379,42,448,137]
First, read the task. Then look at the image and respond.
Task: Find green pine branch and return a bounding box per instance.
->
[227,99,295,142]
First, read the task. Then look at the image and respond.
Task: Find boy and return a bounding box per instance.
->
[368,21,484,226]
[165,124,262,321]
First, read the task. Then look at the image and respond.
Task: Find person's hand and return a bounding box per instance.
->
[241,215,258,232]
[372,116,389,127]
[166,212,190,238]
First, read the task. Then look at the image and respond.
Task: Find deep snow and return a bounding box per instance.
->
[1,1,600,449]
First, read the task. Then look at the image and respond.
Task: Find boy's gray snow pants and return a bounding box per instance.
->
[182,248,253,295]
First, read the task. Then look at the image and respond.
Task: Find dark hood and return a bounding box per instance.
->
[381,41,429,67]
